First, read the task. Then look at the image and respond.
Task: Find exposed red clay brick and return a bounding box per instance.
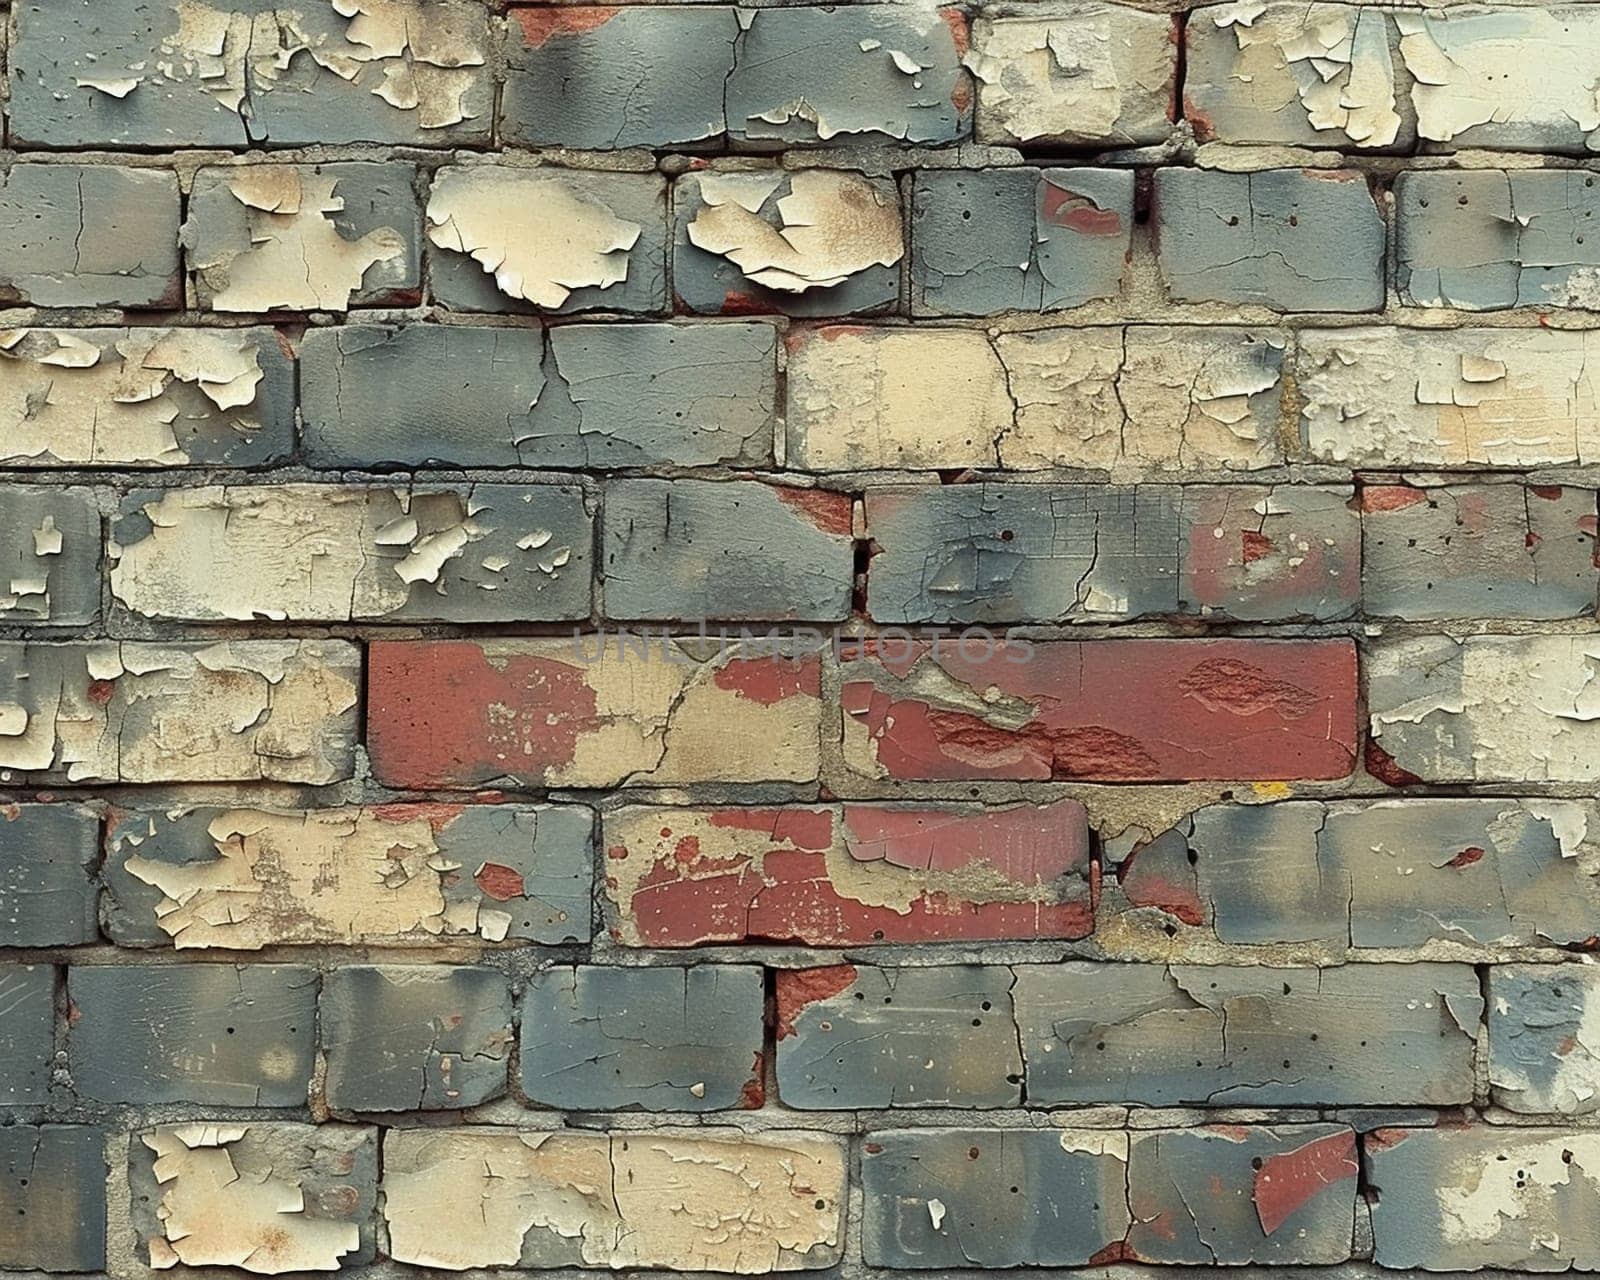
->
[511,6,620,47]
[712,655,822,705]
[1255,1131,1359,1236]
[1041,185,1125,234]
[770,486,854,537]
[473,863,527,901]
[774,966,859,1039]
[1366,740,1425,788]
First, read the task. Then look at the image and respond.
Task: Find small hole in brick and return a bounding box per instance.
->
[1251,1157,1264,1170]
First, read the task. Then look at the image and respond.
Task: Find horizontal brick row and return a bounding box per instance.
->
[8,1121,1600,1273]
[14,321,1600,475]
[16,4,1600,158]
[13,795,1600,954]
[8,479,1595,626]
[13,161,1600,315]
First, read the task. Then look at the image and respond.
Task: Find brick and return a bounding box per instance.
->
[103,804,592,949]
[0,164,179,308]
[368,638,822,789]
[68,964,315,1106]
[1397,169,1600,310]
[968,10,1177,147]
[1490,964,1600,1115]
[841,638,1358,782]
[428,166,667,315]
[1362,482,1598,620]
[860,1127,1131,1267]
[863,483,1356,623]
[0,486,100,626]
[520,964,764,1111]
[1367,1126,1600,1270]
[1368,635,1600,783]
[1126,1125,1357,1264]
[1155,168,1384,311]
[725,6,969,146]
[0,1125,106,1272]
[1015,962,1478,1107]
[673,169,902,317]
[775,964,1021,1108]
[604,801,1093,947]
[603,479,853,621]
[911,168,1133,316]
[1187,3,1600,156]
[0,805,99,947]
[1295,326,1600,468]
[1112,798,1600,950]
[321,965,510,1112]
[0,640,359,785]
[108,483,591,623]
[9,0,492,147]
[503,7,736,149]
[0,327,295,470]
[185,163,421,312]
[0,964,55,1106]
[131,1122,377,1272]
[382,1127,845,1272]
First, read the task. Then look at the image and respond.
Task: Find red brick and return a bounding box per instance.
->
[840,638,1357,781]
[604,801,1093,946]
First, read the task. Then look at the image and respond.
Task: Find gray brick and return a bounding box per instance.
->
[108,483,591,624]
[0,805,98,947]
[321,966,510,1112]
[68,964,315,1106]
[0,486,99,627]
[0,165,180,309]
[502,7,737,149]
[103,804,592,949]
[130,1122,376,1271]
[1127,1125,1357,1264]
[912,168,1133,316]
[1114,798,1600,950]
[776,965,1020,1109]
[0,327,296,470]
[521,965,764,1111]
[1155,168,1384,311]
[185,163,421,313]
[602,479,854,621]
[9,0,492,148]
[1489,964,1600,1116]
[1398,169,1600,310]
[1363,482,1598,619]
[0,964,55,1105]
[726,5,970,146]
[428,166,667,315]
[1368,635,1600,783]
[1016,962,1478,1107]
[0,1125,105,1272]
[673,169,903,317]
[861,1127,1131,1268]
[1368,1126,1600,1271]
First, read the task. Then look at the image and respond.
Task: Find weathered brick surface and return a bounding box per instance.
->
[841,638,1358,781]
[0,485,100,626]
[673,169,903,317]
[604,801,1093,947]
[1156,169,1385,311]
[103,804,592,948]
[1367,1126,1600,1270]
[428,166,668,314]
[382,1127,845,1272]
[368,638,822,788]
[911,168,1133,316]
[321,965,510,1112]
[0,1125,106,1272]
[68,964,316,1106]
[1490,964,1600,1115]
[0,640,360,784]
[0,964,55,1105]
[108,483,591,623]
[603,479,853,621]
[520,964,765,1111]
[0,804,99,947]
[130,1122,377,1271]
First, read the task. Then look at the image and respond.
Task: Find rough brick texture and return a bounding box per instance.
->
[5,2,1597,1277]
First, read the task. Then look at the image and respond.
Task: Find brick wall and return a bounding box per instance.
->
[3,0,1600,1276]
